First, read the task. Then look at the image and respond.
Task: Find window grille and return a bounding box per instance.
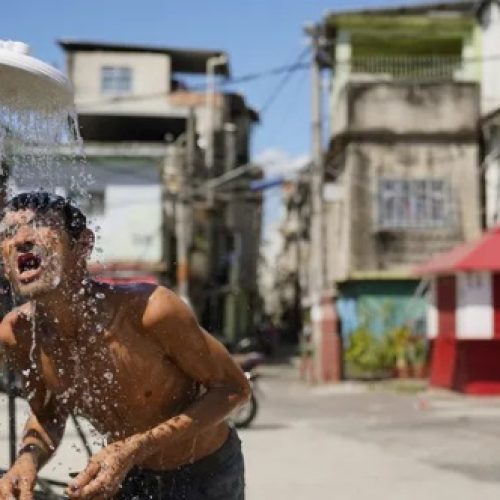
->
[378,178,450,229]
[101,66,132,95]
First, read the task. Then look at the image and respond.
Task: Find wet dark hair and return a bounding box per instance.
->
[4,191,87,240]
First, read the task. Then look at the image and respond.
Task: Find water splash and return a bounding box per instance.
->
[1,105,89,199]
[0,68,117,466]
[0,105,81,148]
[29,308,36,369]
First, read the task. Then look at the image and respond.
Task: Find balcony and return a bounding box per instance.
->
[349,55,468,81]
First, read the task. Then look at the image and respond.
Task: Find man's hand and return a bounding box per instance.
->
[0,454,37,500]
[66,440,138,499]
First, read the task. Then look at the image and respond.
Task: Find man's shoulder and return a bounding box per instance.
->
[141,286,194,330]
[103,283,183,328]
[0,303,33,348]
[101,281,162,299]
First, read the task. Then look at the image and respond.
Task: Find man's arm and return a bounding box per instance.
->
[134,287,251,453]
[0,391,68,500]
[68,286,250,498]
[19,393,69,471]
[0,311,68,498]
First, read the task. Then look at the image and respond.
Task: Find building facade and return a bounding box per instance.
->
[321,2,482,341]
[476,0,500,228]
[55,40,261,341]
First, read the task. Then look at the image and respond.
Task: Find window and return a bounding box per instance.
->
[378,179,450,229]
[101,66,132,95]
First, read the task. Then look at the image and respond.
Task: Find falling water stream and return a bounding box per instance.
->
[0,47,197,499]
[0,88,113,478]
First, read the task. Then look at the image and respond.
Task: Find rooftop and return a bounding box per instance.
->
[324,1,475,59]
[326,0,475,18]
[415,226,500,275]
[58,39,230,76]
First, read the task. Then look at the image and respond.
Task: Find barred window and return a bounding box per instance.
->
[378,179,450,229]
[101,66,132,95]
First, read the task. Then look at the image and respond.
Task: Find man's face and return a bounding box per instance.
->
[0,209,77,299]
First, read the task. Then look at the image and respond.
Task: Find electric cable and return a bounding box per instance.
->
[76,51,500,107]
[259,46,312,116]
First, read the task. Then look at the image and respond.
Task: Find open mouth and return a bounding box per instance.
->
[17,252,43,282]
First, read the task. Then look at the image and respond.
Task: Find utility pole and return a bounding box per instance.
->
[176,109,196,302]
[307,23,341,383]
[223,122,240,344]
[310,25,326,304]
[204,54,227,331]
[163,111,196,302]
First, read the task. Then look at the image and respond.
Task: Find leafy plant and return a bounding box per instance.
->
[345,327,385,375]
[379,326,410,369]
[346,324,427,379]
[407,336,428,367]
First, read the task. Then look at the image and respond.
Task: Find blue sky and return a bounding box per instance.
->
[2,0,428,238]
[3,0,427,159]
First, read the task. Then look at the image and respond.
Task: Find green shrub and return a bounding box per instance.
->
[406,335,428,367]
[346,325,422,377]
[345,327,385,375]
[379,325,411,370]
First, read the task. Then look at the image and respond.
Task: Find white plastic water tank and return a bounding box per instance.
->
[0,40,73,111]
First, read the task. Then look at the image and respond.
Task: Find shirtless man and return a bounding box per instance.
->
[0,192,250,499]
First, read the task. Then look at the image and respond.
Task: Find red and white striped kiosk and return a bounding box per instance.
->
[417,227,500,395]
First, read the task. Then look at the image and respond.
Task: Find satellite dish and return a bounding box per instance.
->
[0,40,73,112]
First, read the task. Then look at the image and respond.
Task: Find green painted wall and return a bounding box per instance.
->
[338,280,427,338]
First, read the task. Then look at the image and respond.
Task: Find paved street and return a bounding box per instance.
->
[1,363,500,499]
[241,363,500,500]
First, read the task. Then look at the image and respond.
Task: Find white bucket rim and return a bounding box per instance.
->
[0,47,74,111]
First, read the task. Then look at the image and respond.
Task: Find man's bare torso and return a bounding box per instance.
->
[5,283,229,470]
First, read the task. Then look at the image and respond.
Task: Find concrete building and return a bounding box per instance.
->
[476,1,500,228]
[475,0,500,115]
[265,175,310,342]
[54,40,261,341]
[321,2,482,341]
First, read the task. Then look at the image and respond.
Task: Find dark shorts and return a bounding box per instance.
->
[116,428,245,499]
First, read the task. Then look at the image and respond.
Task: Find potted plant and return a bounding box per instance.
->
[409,336,428,379]
[383,326,411,379]
[345,327,387,379]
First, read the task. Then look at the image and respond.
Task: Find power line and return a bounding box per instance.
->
[262,62,310,146]
[77,60,311,108]
[191,57,310,91]
[259,47,311,115]
[71,51,500,109]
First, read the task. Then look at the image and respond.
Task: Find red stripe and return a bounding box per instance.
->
[493,273,500,339]
[437,276,456,339]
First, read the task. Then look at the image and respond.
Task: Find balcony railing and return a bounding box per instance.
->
[348,55,468,81]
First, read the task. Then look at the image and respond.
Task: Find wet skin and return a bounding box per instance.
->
[0,209,250,499]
